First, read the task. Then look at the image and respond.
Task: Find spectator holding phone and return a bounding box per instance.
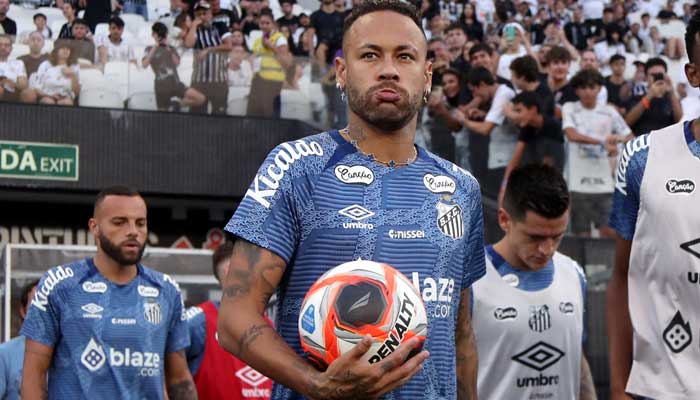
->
[143,22,206,111]
[624,57,682,136]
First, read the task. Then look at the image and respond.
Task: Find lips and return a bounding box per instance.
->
[372,85,403,103]
[122,241,141,251]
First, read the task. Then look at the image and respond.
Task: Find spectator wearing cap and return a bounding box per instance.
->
[33,13,52,39]
[563,68,630,237]
[58,2,77,39]
[604,53,630,114]
[71,19,96,65]
[32,39,80,105]
[509,55,554,116]
[276,0,299,34]
[0,0,16,36]
[143,22,206,111]
[624,57,682,136]
[98,16,136,65]
[246,8,291,117]
[0,34,28,103]
[185,0,231,114]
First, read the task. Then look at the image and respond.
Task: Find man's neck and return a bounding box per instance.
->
[93,252,138,284]
[110,34,121,44]
[524,80,539,92]
[320,3,335,13]
[610,73,624,84]
[547,75,566,91]
[344,115,417,165]
[531,113,544,130]
[29,51,42,58]
[493,239,530,271]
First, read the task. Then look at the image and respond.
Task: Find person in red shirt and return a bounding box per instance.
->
[185,241,273,400]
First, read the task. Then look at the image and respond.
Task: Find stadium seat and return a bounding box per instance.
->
[128,91,157,110]
[104,61,131,100]
[127,65,155,97]
[120,13,148,37]
[227,86,248,116]
[79,68,108,89]
[137,26,156,46]
[280,89,312,121]
[37,6,65,27]
[656,20,686,39]
[50,21,64,37]
[9,43,29,59]
[13,16,34,38]
[79,87,124,108]
[94,23,110,38]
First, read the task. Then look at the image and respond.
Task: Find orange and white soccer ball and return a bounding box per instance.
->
[298,259,428,368]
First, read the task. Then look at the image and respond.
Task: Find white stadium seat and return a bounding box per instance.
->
[79,68,108,89]
[104,61,130,100]
[128,91,157,110]
[227,86,249,116]
[79,87,124,108]
[94,23,109,38]
[9,43,29,59]
[37,6,65,27]
[120,13,148,37]
[280,89,312,121]
[50,21,65,37]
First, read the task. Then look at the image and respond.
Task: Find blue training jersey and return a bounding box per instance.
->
[609,121,700,239]
[225,130,486,400]
[184,303,208,376]
[0,336,25,400]
[21,258,190,400]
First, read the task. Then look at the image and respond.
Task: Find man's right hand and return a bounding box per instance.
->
[310,335,429,400]
[648,79,668,98]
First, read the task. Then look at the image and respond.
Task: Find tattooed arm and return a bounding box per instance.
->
[455,289,478,400]
[217,239,429,399]
[165,350,197,400]
[21,339,53,400]
[580,354,597,400]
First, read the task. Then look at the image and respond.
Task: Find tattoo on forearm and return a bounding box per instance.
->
[222,240,283,307]
[237,323,275,355]
[167,379,198,400]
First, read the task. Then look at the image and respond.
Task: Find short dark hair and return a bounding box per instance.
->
[645,56,668,72]
[343,0,424,48]
[545,46,572,64]
[73,18,89,28]
[152,21,168,38]
[109,16,125,28]
[569,68,604,89]
[685,11,700,63]
[609,53,626,64]
[94,185,141,213]
[33,13,47,21]
[511,91,542,113]
[468,66,495,86]
[445,22,467,36]
[280,0,294,4]
[21,279,40,311]
[510,55,539,82]
[442,67,461,81]
[64,1,77,9]
[212,241,234,281]
[503,164,569,221]
[468,42,493,58]
[0,34,12,44]
[641,12,650,18]
[259,7,275,19]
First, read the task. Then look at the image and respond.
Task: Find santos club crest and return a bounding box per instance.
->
[436,201,464,239]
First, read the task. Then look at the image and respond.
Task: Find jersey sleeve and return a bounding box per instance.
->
[461,186,486,290]
[608,134,650,240]
[184,306,206,375]
[485,86,514,125]
[573,262,588,344]
[166,284,190,354]
[561,102,575,130]
[19,268,63,347]
[225,144,303,263]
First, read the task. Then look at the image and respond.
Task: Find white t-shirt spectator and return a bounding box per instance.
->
[562,100,631,193]
[486,84,518,169]
[97,35,136,62]
[0,60,26,92]
[228,59,253,87]
[33,60,80,98]
[496,47,526,81]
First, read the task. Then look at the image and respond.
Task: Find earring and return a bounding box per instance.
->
[423,90,430,104]
[336,83,346,102]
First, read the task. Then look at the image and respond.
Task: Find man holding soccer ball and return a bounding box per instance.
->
[217,0,486,398]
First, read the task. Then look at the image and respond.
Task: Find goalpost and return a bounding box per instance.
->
[0,244,218,342]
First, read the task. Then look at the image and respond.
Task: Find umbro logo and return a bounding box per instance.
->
[512,341,565,371]
[81,303,103,319]
[339,204,375,221]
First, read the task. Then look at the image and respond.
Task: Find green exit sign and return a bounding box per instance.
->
[0,140,79,181]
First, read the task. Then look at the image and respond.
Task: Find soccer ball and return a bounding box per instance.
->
[298,259,428,368]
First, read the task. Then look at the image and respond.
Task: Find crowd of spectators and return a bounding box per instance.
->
[0,0,697,235]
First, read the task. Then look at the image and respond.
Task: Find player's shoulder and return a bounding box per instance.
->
[615,133,651,196]
[139,265,184,298]
[552,252,585,280]
[185,304,205,323]
[32,259,91,310]
[421,148,481,196]
[261,131,337,178]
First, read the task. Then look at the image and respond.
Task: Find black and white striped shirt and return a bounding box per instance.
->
[192,25,228,83]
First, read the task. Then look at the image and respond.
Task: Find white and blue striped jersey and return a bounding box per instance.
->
[226,130,486,399]
[21,259,190,400]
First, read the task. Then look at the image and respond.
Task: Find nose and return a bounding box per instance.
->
[538,239,556,258]
[378,57,400,82]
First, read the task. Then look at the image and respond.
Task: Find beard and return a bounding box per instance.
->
[346,82,423,132]
[98,232,146,267]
